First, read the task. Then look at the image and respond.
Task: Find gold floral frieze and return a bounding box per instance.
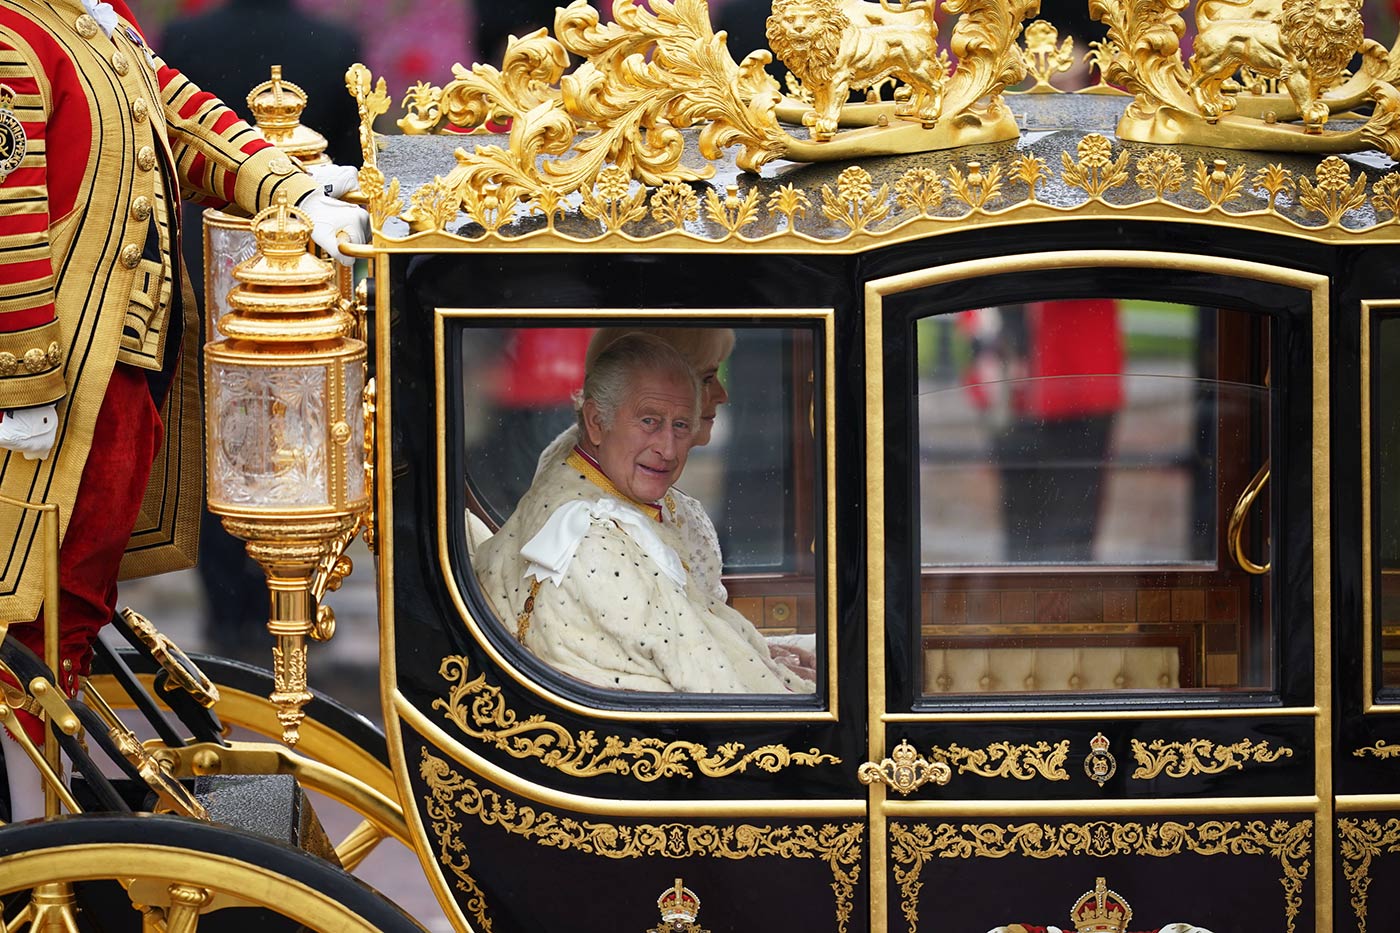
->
[1339,817,1400,933]
[419,750,864,933]
[928,740,1071,781]
[1129,738,1295,780]
[889,818,1312,933]
[1353,741,1400,759]
[433,657,840,781]
[366,130,1400,244]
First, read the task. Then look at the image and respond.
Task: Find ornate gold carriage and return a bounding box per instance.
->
[8,1,1400,931]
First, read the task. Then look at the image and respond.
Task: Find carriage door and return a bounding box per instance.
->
[1340,295,1400,932]
[862,251,1331,933]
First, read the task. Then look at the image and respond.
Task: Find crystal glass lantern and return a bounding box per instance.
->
[204,196,369,743]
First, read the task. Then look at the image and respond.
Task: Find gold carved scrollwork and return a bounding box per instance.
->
[1130,738,1295,779]
[1354,741,1400,759]
[889,818,1312,933]
[419,750,864,933]
[1339,817,1400,933]
[432,657,840,781]
[929,740,1071,781]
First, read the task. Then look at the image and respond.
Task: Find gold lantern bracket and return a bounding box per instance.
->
[204,196,371,745]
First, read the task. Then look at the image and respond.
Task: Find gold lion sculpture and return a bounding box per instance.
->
[766,0,947,141]
[1188,0,1367,131]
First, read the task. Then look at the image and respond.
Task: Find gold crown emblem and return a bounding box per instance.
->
[652,879,706,933]
[1070,877,1132,933]
[0,84,13,111]
[1089,733,1110,754]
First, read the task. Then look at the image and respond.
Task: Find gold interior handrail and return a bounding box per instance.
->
[1227,461,1271,576]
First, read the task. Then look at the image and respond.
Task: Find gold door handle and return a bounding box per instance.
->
[858,739,951,795]
[1227,461,1270,575]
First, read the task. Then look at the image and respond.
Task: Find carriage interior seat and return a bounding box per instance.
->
[923,645,1182,693]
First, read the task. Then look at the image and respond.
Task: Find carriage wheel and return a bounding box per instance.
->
[0,814,425,933]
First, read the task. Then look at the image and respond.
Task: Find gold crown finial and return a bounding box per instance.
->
[247,66,329,163]
[250,192,313,263]
[0,84,13,110]
[1071,877,1132,933]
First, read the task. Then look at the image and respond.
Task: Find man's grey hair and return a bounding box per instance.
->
[579,332,701,429]
[585,326,736,373]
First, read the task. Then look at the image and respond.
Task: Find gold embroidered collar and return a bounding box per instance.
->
[567,446,663,522]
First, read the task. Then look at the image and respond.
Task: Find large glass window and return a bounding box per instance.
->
[457,322,823,698]
[1374,314,1400,692]
[916,300,1273,695]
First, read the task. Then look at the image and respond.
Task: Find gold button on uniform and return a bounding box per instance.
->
[120,244,141,269]
[131,98,148,123]
[111,51,129,75]
[137,146,155,171]
[130,196,151,221]
[267,155,295,175]
[74,14,98,38]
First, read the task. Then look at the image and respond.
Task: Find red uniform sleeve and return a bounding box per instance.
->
[155,56,319,215]
[0,31,66,409]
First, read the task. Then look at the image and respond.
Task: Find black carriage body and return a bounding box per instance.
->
[376,121,1400,933]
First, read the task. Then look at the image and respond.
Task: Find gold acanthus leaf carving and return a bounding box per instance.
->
[893,819,1311,933]
[940,0,1040,119]
[432,657,840,781]
[419,750,865,933]
[1087,0,1201,119]
[432,29,570,135]
[929,740,1071,781]
[1129,738,1295,780]
[1352,740,1400,759]
[1339,817,1400,933]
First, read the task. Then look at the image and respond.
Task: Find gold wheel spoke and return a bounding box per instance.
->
[335,819,387,872]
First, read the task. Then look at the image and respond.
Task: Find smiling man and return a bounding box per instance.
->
[474,333,812,694]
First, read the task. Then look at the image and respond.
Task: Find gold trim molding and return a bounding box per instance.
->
[888,818,1312,933]
[1354,741,1400,760]
[1130,738,1296,780]
[432,657,841,781]
[419,749,864,933]
[929,740,1070,781]
[1339,817,1400,933]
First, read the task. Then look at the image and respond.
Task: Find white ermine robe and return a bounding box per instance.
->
[475,446,810,694]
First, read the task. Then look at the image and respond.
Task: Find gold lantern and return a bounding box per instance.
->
[204,195,369,744]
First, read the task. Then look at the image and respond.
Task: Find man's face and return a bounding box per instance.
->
[583,368,697,503]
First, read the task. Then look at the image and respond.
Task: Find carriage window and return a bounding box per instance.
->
[459,323,822,698]
[917,300,1273,695]
[1374,314,1400,692]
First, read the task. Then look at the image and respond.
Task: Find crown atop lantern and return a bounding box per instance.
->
[1070,877,1133,933]
[249,65,329,165]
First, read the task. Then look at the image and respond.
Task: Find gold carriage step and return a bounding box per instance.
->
[193,774,341,866]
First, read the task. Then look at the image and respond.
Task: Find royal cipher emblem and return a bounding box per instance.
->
[0,84,27,184]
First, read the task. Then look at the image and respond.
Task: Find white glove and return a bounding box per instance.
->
[299,191,369,266]
[0,403,58,461]
[306,163,360,199]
